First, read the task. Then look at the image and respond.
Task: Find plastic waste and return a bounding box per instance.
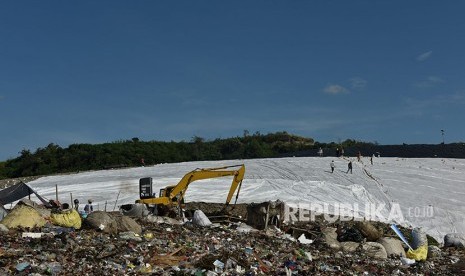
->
[400,257,416,266]
[298,233,313,244]
[16,262,30,272]
[406,228,428,261]
[337,227,364,242]
[48,262,63,275]
[22,232,43,238]
[284,260,298,270]
[411,227,428,249]
[213,259,224,273]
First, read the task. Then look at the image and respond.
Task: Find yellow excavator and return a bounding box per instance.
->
[135,164,245,216]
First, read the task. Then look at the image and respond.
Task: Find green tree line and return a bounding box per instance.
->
[0,131,315,179]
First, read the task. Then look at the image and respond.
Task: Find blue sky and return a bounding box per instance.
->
[1,1,464,160]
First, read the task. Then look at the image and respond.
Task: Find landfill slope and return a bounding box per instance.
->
[27,156,465,242]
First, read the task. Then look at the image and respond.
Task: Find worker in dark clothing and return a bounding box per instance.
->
[73,199,79,211]
[347,161,353,174]
[84,199,94,214]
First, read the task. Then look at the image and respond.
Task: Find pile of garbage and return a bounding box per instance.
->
[0,200,464,275]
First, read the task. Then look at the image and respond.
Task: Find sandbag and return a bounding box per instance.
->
[411,227,428,249]
[444,233,465,248]
[362,242,388,259]
[340,241,360,253]
[85,211,118,234]
[192,210,212,227]
[85,211,142,234]
[356,221,382,241]
[50,209,82,229]
[120,204,149,217]
[1,205,46,229]
[378,237,406,257]
[114,215,142,234]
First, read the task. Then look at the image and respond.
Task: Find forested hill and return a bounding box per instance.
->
[1,131,464,180]
[0,132,314,179]
[281,142,465,159]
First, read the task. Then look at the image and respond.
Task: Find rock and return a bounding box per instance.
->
[340,241,360,253]
[444,233,465,248]
[362,242,388,259]
[322,227,341,250]
[427,245,442,259]
[378,237,406,257]
[356,221,381,241]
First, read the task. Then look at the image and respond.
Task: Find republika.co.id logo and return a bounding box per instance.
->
[283,202,434,223]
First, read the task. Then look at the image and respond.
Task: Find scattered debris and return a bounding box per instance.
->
[0,200,463,275]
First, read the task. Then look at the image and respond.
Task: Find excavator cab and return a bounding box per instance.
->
[160,186,184,204]
[139,177,154,199]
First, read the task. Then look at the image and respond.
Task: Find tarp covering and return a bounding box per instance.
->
[0,182,50,207]
[0,204,7,220]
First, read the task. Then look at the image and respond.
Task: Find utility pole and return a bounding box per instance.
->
[440,129,445,158]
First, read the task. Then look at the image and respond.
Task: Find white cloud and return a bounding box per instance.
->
[349,77,367,89]
[323,84,349,95]
[414,76,444,88]
[416,51,432,62]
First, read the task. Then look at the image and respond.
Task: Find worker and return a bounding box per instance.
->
[73,199,79,211]
[347,161,353,174]
[84,199,94,214]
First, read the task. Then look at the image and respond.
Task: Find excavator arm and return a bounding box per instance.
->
[136,164,245,207]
